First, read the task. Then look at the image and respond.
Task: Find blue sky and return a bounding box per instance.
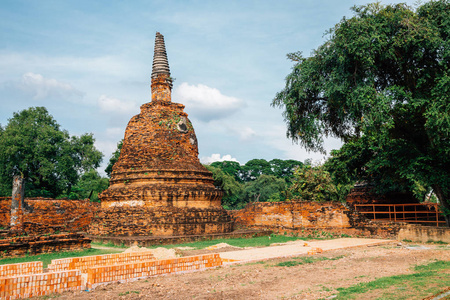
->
[0,0,419,173]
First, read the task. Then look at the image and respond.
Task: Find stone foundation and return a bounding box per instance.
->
[398,224,450,243]
[88,206,233,237]
[0,233,91,258]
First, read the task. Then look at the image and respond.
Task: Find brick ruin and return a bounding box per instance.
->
[0,197,97,258]
[88,32,233,237]
[229,200,404,239]
[230,201,358,231]
[0,197,99,234]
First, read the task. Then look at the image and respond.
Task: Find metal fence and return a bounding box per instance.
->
[353,203,445,227]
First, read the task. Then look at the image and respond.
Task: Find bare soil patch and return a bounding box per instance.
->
[46,242,450,300]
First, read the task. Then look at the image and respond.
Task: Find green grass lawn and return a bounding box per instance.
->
[0,248,122,268]
[150,234,310,250]
[333,260,450,300]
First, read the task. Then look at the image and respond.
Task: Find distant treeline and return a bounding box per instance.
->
[204,158,353,210]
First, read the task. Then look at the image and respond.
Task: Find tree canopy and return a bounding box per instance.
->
[105,139,123,177]
[272,1,450,224]
[0,107,103,198]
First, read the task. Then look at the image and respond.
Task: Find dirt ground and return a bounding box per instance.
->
[49,242,449,300]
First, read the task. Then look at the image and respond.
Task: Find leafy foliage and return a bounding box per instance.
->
[273,1,450,223]
[207,159,303,208]
[0,107,103,198]
[63,169,109,202]
[211,159,303,183]
[105,139,123,177]
[290,165,338,202]
[243,174,287,203]
[204,165,244,209]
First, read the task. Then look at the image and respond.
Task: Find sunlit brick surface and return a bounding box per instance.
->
[0,198,99,233]
[0,233,91,258]
[86,253,222,289]
[230,201,352,229]
[0,270,82,300]
[0,262,43,277]
[48,251,155,273]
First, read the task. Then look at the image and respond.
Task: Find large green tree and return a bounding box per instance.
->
[272,1,450,224]
[290,165,340,202]
[243,174,287,203]
[0,107,103,198]
[204,165,244,209]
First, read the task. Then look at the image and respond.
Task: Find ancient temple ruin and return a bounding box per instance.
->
[89,32,233,237]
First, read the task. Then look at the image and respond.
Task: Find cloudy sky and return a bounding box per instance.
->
[0,0,418,173]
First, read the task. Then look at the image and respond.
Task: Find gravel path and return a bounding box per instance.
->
[219,238,392,263]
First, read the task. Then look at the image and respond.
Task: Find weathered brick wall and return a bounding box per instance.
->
[0,233,91,258]
[48,251,155,273]
[229,200,405,239]
[0,270,82,299]
[0,197,99,233]
[89,206,234,236]
[229,201,354,230]
[86,253,222,290]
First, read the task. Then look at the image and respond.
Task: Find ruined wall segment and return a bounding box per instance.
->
[0,197,99,233]
[230,201,353,230]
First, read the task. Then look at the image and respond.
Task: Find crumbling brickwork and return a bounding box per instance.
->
[0,197,99,233]
[229,200,405,239]
[89,207,233,237]
[90,32,233,236]
[0,233,91,258]
[229,201,353,230]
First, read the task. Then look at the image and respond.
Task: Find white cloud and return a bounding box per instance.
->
[200,153,240,165]
[97,95,138,115]
[106,127,124,138]
[235,126,256,141]
[173,82,245,121]
[15,72,83,100]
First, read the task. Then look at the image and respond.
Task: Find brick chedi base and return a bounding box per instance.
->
[89,207,233,236]
[89,32,233,237]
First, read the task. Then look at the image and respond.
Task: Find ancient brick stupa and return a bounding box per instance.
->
[89,32,233,237]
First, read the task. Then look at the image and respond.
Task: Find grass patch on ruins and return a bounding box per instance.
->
[0,248,122,268]
[333,260,450,300]
[153,234,309,250]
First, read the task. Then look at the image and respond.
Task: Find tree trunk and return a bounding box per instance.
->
[433,184,450,227]
[11,175,25,229]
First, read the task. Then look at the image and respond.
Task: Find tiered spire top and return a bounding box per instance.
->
[151,32,171,81]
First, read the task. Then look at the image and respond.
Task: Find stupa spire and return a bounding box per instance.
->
[151,32,172,95]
